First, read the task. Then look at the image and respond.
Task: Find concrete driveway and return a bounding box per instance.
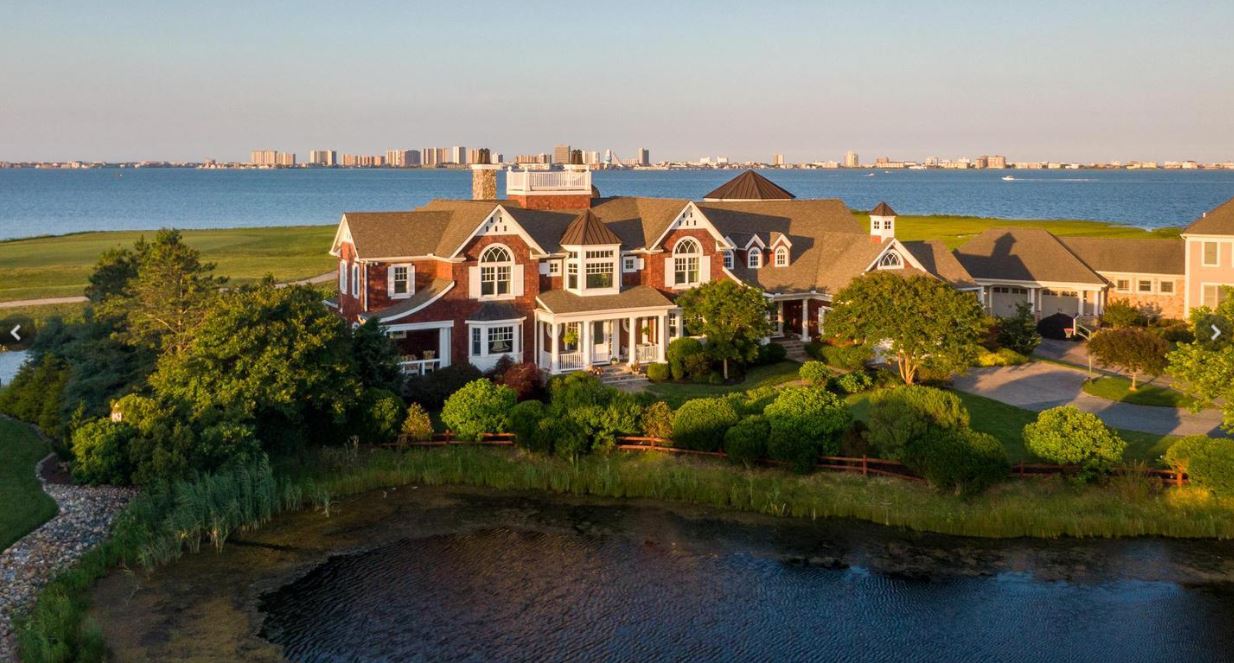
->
[953,362,1228,437]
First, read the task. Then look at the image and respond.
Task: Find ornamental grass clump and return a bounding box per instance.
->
[1023,406,1126,482]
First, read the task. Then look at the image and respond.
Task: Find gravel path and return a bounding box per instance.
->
[0,453,134,661]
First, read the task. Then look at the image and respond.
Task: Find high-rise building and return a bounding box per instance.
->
[637,148,650,167]
[309,150,337,166]
[583,150,600,165]
[844,150,860,168]
[277,152,296,167]
[386,149,414,167]
[250,149,278,166]
[773,153,785,166]
[569,149,583,165]
[987,154,1007,169]
[553,144,571,164]
[449,146,466,164]
[974,155,990,169]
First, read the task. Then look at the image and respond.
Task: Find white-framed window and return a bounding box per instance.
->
[1114,279,1130,292]
[723,250,734,270]
[747,249,762,269]
[351,264,360,297]
[471,324,521,358]
[586,260,614,288]
[566,253,579,290]
[623,256,638,273]
[774,246,789,267]
[338,261,348,293]
[479,245,513,297]
[674,238,701,285]
[487,325,515,354]
[878,251,902,269]
[548,260,561,276]
[1202,241,1220,267]
[1137,279,1153,293]
[1159,280,1175,294]
[1201,284,1232,309]
[390,263,412,298]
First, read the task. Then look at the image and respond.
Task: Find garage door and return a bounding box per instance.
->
[990,286,1029,317]
[1040,289,1080,317]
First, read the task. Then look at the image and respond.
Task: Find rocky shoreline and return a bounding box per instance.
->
[0,453,133,661]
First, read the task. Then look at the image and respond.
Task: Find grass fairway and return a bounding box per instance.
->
[0,213,1181,304]
[0,225,337,302]
[883,214,1181,249]
[0,417,58,550]
[848,390,1176,465]
[1081,375,1194,408]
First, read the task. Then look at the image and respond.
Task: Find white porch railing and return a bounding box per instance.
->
[506,169,591,194]
[399,359,440,376]
[558,351,586,371]
[635,344,658,364]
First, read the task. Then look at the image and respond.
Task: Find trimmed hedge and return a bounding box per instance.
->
[1023,406,1126,479]
[903,427,1009,496]
[799,360,830,385]
[671,397,739,452]
[724,415,769,466]
[866,386,970,460]
[764,387,850,472]
[441,379,517,441]
[646,363,671,382]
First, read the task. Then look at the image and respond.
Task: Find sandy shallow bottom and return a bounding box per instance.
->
[90,485,1234,661]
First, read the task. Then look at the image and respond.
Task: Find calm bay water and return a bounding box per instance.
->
[2,168,1234,240]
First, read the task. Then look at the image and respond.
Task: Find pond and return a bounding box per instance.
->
[91,486,1234,662]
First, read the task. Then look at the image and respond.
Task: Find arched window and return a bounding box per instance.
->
[479,245,513,296]
[747,249,762,269]
[673,238,701,285]
[774,246,789,267]
[878,251,902,269]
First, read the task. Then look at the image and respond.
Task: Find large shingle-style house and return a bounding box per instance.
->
[328,168,969,374]
[328,167,1234,374]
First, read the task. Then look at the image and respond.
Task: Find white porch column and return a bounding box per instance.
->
[550,322,560,373]
[777,301,785,336]
[613,318,622,362]
[438,326,452,367]
[657,314,669,362]
[627,315,639,365]
[800,300,810,341]
[580,318,592,367]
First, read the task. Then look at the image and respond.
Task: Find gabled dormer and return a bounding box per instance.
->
[560,210,622,296]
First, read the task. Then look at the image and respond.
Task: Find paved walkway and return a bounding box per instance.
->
[953,361,1227,437]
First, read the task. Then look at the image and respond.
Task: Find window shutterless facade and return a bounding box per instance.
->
[390,264,411,297]
[351,264,360,297]
[479,245,513,297]
[723,250,734,270]
[747,249,761,269]
[338,261,347,293]
[585,260,614,288]
[1159,280,1174,294]
[775,246,789,266]
[1203,241,1220,267]
[674,238,701,284]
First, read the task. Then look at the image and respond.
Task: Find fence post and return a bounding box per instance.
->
[862,455,868,477]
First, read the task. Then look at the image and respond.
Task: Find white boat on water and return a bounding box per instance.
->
[1001,175,1015,181]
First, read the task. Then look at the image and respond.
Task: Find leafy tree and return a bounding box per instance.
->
[351,319,404,393]
[1168,293,1234,431]
[676,280,773,379]
[764,386,851,470]
[361,388,404,444]
[96,229,227,354]
[1164,436,1234,496]
[1101,301,1145,328]
[826,272,986,384]
[866,385,970,460]
[1086,328,1169,390]
[996,302,1041,355]
[1023,406,1126,480]
[440,379,516,441]
[149,282,362,450]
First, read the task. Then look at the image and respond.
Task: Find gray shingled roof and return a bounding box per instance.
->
[902,240,977,288]
[1184,197,1234,236]
[1059,237,1184,275]
[358,278,454,321]
[954,228,1106,285]
[537,286,674,314]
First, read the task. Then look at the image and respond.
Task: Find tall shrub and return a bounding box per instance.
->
[866,386,970,460]
[441,379,517,441]
[902,428,1009,496]
[1165,436,1234,496]
[764,387,850,471]
[1023,406,1126,479]
[671,398,739,451]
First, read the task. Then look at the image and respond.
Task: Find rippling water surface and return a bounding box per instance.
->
[258,505,1234,663]
[3,168,1234,238]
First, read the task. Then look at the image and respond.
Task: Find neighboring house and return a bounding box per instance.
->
[1181,197,1234,314]
[328,169,969,375]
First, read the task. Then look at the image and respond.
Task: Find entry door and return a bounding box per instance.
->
[592,321,611,363]
[783,301,803,337]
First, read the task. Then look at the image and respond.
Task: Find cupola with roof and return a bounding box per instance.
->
[702,170,796,201]
[869,201,897,241]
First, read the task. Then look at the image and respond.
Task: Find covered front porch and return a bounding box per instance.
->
[381,320,453,376]
[769,295,830,341]
[535,311,675,374]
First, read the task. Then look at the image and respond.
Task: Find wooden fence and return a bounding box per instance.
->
[392,433,1188,485]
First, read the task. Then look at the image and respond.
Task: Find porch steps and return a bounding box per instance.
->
[774,338,810,363]
[593,364,651,389]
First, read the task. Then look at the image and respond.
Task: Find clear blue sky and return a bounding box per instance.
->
[2,1,1231,163]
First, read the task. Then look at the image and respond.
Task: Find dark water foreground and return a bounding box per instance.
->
[91,486,1234,662]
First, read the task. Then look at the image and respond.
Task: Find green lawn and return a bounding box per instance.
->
[0,417,58,550]
[0,213,1181,304]
[645,361,802,408]
[0,225,337,302]
[847,389,1177,465]
[884,214,1181,249]
[1081,375,1194,408]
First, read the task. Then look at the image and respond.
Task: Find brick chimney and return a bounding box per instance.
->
[471,164,500,200]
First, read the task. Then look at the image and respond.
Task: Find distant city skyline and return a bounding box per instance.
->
[2,1,1232,163]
